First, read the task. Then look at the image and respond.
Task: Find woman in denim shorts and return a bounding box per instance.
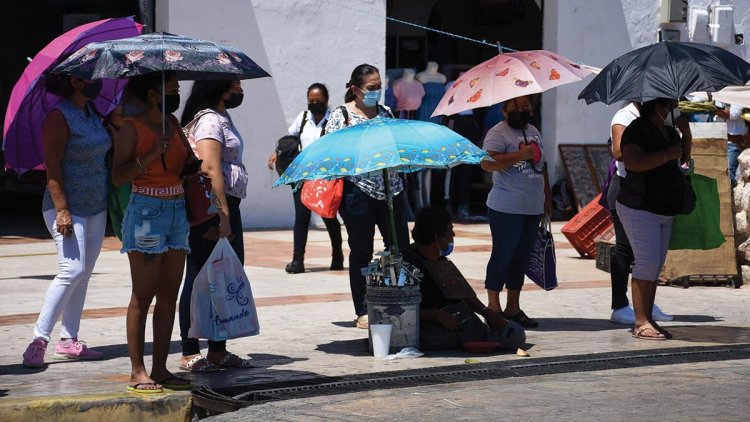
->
[112,71,196,394]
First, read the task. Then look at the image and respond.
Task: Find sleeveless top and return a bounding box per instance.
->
[126,115,187,189]
[42,100,110,217]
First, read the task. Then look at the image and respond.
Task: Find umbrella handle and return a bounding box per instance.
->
[161,71,167,172]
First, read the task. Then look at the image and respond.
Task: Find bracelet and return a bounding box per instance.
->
[135,156,146,174]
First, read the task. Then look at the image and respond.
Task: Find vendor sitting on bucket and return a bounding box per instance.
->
[402,206,526,351]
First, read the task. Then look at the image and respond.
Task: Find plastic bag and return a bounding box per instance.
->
[300,179,344,218]
[669,173,725,250]
[383,347,424,360]
[189,238,260,341]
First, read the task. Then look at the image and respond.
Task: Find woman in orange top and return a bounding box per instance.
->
[112,71,195,394]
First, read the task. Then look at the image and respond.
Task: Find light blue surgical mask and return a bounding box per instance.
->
[359,87,381,107]
[439,237,454,257]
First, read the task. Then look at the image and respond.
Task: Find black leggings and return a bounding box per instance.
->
[292,187,342,256]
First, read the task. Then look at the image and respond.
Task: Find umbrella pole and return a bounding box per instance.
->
[160,71,167,171]
[382,168,399,257]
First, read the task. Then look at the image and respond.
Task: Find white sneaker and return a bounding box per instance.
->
[652,304,673,321]
[609,306,635,325]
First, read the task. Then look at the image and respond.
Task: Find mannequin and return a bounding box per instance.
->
[416,61,447,84]
[393,68,425,118]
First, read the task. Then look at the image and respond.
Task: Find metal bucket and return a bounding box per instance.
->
[366,285,421,354]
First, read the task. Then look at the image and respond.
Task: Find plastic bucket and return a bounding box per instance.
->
[366,285,421,353]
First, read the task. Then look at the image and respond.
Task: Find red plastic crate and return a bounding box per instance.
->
[561,194,613,258]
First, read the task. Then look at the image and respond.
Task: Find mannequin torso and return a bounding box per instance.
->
[416,61,447,84]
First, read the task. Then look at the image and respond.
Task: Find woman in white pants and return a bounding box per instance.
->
[22,74,110,367]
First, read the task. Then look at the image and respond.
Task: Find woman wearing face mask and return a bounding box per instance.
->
[616,97,691,341]
[267,83,343,274]
[21,74,109,368]
[112,71,194,393]
[176,79,253,372]
[402,206,526,351]
[325,64,409,329]
[480,95,552,329]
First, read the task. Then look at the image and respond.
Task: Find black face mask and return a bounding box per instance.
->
[308,102,327,115]
[80,80,102,99]
[506,111,531,129]
[158,93,181,114]
[225,93,244,109]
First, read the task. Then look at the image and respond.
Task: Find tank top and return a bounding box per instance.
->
[125,115,187,189]
[42,100,110,217]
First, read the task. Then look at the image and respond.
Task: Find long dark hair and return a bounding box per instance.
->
[307,82,329,102]
[181,80,234,126]
[127,71,177,104]
[44,73,75,99]
[344,64,379,102]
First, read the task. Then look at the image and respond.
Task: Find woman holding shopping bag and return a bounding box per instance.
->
[267,83,344,274]
[177,79,253,371]
[112,71,193,393]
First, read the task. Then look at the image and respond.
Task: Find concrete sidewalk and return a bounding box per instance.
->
[0,221,749,421]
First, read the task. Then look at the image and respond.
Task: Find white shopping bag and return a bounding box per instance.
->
[188,238,260,341]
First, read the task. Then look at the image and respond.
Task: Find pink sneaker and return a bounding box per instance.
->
[22,338,48,368]
[53,338,103,361]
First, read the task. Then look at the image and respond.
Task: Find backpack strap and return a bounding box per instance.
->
[298,110,308,138]
[338,105,350,127]
[378,104,395,119]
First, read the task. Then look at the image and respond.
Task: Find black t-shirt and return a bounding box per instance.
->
[402,247,459,310]
[617,116,685,216]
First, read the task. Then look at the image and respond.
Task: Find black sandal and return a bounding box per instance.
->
[510,310,539,328]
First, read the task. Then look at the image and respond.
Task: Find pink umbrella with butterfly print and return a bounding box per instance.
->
[431,50,594,117]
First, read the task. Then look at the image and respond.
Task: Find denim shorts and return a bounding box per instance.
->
[121,193,190,254]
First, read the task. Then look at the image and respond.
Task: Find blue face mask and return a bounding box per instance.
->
[439,238,454,257]
[359,88,381,107]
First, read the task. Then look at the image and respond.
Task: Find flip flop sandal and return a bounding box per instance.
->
[217,352,254,368]
[632,325,667,341]
[156,376,193,390]
[179,355,220,372]
[651,323,673,339]
[127,382,164,395]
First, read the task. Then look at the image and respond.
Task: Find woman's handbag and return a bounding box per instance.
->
[184,173,217,226]
[178,113,218,226]
[678,174,697,215]
[188,238,260,341]
[525,216,558,291]
[301,179,344,218]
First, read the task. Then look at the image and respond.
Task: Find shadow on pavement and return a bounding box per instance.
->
[662,325,750,344]
[532,317,631,332]
[671,314,723,323]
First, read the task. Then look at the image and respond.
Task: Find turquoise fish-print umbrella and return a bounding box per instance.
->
[274,118,487,255]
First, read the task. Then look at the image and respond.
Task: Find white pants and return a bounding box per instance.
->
[33,209,106,341]
[615,201,674,281]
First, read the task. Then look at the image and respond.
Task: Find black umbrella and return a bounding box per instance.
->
[578,41,750,105]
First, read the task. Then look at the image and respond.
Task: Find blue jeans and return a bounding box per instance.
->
[179,195,244,355]
[728,141,740,185]
[485,209,542,291]
[338,180,409,317]
[120,193,190,254]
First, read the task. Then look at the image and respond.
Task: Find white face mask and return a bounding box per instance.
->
[663,106,680,126]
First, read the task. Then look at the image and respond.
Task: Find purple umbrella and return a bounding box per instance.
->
[2,16,143,174]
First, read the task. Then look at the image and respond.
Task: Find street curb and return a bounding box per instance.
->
[0,391,191,422]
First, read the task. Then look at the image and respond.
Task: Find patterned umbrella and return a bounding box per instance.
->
[432,50,593,117]
[3,17,142,174]
[274,118,486,185]
[274,118,486,255]
[52,32,269,80]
